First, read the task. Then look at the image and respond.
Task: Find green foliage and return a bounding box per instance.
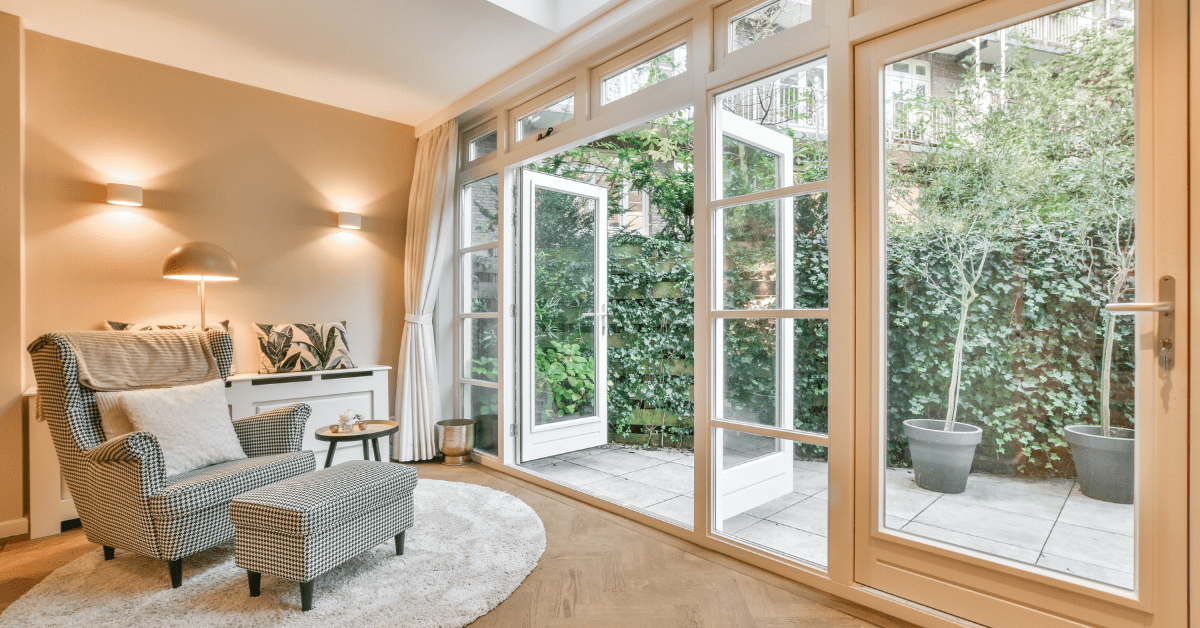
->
[535,340,597,419]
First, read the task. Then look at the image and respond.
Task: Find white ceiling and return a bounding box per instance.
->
[0,0,629,126]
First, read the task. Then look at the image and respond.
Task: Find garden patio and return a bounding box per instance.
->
[521,444,1135,589]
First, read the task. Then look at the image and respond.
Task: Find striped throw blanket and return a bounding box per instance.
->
[60,330,222,392]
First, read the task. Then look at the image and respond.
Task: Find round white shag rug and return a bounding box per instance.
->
[0,479,545,628]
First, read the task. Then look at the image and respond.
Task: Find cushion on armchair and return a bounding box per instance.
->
[119,380,247,476]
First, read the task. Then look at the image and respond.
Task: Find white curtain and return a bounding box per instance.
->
[395,120,459,461]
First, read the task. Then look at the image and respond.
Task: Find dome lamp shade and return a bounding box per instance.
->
[162,242,240,281]
[162,242,239,330]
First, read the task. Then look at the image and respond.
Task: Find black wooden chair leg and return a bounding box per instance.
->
[300,580,314,611]
[103,546,114,561]
[248,571,261,597]
[395,531,405,556]
[168,558,184,588]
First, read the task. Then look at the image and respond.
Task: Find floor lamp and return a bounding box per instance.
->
[162,242,239,329]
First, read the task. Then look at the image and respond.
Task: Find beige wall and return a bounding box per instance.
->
[2,31,416,529]
[0,13,26,536]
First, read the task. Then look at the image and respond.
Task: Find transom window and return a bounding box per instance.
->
[601,43,688,105]
[730,0,813,52]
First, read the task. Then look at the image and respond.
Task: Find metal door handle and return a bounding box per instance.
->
[1105,276,1174,371]
[1104,302,1173,313]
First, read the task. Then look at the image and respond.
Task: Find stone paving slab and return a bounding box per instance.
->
[519,445,1136,587]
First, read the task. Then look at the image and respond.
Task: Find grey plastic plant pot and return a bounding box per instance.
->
[1064,425,1135,504]
[902,419,984,494]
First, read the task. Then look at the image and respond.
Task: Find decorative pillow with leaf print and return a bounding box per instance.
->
[253,322,356,373]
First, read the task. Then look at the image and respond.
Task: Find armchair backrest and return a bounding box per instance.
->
[27,330,233,520]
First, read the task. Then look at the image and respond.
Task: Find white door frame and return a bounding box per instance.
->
[852,1,1189,626]
[520,169,611,462]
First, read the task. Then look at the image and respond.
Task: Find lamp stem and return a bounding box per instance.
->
[198,277,206,330]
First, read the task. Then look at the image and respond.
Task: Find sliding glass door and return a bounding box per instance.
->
[854,0,1187,625]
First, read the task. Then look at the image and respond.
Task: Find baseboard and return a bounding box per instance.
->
[0,517,29,538]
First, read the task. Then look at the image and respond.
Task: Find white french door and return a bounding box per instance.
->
[519,170,610,462]
[853,1,1188,626]
[711,107,799,523]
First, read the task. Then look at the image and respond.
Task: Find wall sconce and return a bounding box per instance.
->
[106,183,143,206]
[338,211,362,230]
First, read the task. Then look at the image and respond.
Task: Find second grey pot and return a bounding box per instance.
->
[1064,425,1135,504]
[903,419,983,494]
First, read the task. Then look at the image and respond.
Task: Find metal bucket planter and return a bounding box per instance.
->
[903,419,983,494]
[436,419,476,465]
[1064,425,1135,504]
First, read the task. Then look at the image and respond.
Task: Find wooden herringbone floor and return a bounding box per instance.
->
[0,462,913,627]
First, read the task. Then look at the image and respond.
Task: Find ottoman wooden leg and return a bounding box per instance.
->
[168,558,184,588]
[395,531,405,556]
[248,571,261,597]
[300,580,315,611]
[103,546,114,561]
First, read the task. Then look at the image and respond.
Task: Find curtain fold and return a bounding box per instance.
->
[395,120,459,462]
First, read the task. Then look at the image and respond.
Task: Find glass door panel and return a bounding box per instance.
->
[856,0,1186,625]
[711,58,834,572]
[521,170,609,461]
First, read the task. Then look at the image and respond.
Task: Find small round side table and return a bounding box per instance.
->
[314,420,399,468]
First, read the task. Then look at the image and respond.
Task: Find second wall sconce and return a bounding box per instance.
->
[338,211,362,230]
[106,183,143,206]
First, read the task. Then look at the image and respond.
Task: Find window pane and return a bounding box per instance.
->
[716,433,828,568]
[883,1,1136,589]
[719,192,828,310]
[463,175,499,246]
[602,44,688,105]
[464,384,499,456]
[730,0,813,52]
[720,318,776,427]
[534,186,597,425]
[717,58,828,198]
[463,318,499,383]
[463,248,499,312]
[469,131,497,161]
[794,319,828,435]
[518,95,575,141]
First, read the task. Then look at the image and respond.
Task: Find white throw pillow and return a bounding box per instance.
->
[118,380,247,476]
[95,392,134,441]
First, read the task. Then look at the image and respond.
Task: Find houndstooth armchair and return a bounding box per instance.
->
[28,330,316,588]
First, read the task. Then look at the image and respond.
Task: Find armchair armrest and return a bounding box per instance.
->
[83,431,166,499]
[233,403,311,458]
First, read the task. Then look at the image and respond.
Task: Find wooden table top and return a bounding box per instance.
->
[314,420,399,442]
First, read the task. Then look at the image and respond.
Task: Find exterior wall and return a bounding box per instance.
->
[6,31,417,532]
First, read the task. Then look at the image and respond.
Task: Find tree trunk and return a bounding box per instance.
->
[1099,313,1117,438]
[944,290,973,431]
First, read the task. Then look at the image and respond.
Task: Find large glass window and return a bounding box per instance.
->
[882,2,1136,589]
[459,174,502,455]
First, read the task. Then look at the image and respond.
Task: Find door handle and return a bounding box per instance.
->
[1105,276,1175,371]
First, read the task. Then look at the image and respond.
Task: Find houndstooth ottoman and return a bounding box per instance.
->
[229,460,419,611]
